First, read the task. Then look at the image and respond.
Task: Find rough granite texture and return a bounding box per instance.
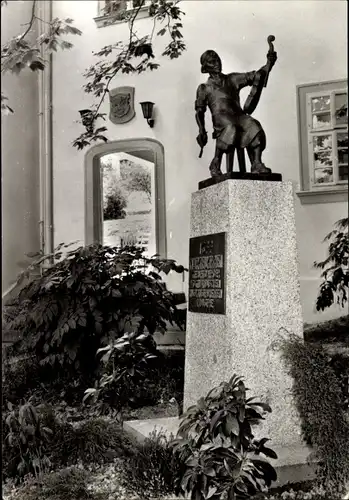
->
[184,180,304,448]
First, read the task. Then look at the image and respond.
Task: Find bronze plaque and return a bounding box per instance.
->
[188,232,226,314]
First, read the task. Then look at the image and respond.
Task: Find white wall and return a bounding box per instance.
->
[1,0,40,295]
[51,0,347,323]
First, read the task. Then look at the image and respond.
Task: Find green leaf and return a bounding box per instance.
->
[29,60,45,71]
[209,409,225,433]
[206,487,217,499]
[226,414,240,436]
[203,467,215,477]
[261,446,278,459]
[186,458,198,467]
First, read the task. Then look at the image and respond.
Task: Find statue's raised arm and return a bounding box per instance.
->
[243,36,277,115]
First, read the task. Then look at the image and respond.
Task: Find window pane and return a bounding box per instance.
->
[335,93,347,125]
[337,132,348,148]
[312,113,331,129]
[314,150,332,168]
[313,134,332,151]
[338,149,348,165]
[314,168,333,184]
[335,92,347,110]
[311,96,330,113]
[104,0,127,15]
[339,165,348,181]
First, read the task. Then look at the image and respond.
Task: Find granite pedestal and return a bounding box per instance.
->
[184,179,304,448]
[125,179,315,486]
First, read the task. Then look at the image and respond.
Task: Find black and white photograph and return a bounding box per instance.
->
[1,1,348,499]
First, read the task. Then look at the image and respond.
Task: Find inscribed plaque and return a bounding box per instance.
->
[188,232,226,314]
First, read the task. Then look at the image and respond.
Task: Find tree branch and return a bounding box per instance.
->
[91,1,144,121]
[20,0,37,41]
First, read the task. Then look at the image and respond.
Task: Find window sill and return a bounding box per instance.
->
[94,7,149,28]
[296,186,348,204]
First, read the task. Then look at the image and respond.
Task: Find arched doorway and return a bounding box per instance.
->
[84,138,167,257]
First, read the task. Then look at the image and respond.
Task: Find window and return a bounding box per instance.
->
[95,0,151,27]
[297,80,348,202]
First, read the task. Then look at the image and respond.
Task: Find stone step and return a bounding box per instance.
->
[124,416,317,487]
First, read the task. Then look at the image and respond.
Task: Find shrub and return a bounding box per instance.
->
[103,190,127,220]
[2,355,38,405]
[171,375,277,500]
[2,389,139,480]
[141,349,185,409]
[2,401,54,481]
[52,418,135,466]
[303,315,349,343]
[260,483,343,500]
[124,429,179,499]
[2,354,95,409]
[277,333,349,490]
[6,467,95,500]
[83,331,158,412]
[314,217,348,311]
[329,351,349,410]
[4,244,185,384]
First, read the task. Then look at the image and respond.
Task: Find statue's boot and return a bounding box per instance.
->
[251,162,271,175]
[210,167,223,178]
[209,158,223,178]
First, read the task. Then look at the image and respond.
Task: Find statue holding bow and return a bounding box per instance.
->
[195,36,277,177]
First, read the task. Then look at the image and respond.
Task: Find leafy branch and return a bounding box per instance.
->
[314,217,349,311]
[1,0,82,115]
[72,0,186,150]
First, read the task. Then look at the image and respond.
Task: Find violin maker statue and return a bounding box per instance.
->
[196,36,277,178]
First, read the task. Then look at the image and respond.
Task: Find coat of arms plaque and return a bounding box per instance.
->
[109,86,135,124]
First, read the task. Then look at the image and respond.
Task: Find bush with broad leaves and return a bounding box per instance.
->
[83,330,158,411]
[5,244,186,380]
[170,375,277,500]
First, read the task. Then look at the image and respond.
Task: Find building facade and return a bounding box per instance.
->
[2,0,348,324]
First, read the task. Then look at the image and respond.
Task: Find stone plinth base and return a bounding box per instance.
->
[198,171,282,190]
[184,180,304,449]
[124,416,316,487]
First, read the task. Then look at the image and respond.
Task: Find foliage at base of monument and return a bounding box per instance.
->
[124,429,180,498]
[73,0,186,150]
[3,401,54,480]
[170,375,278,500]
[314,217,348,311]
[260,483,344,500]
[276,333,349,490]
[4,244,186,379]
[83,331,158,412]
[9,467,93,500]
[1,0,82,115]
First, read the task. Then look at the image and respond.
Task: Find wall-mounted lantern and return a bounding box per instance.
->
[79,109,94,132]
[140,101,154,128]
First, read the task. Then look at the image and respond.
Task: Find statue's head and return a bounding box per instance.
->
[200,50,222,74]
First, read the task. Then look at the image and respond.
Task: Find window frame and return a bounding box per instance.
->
[296,79,348,202]
[95,0,151,28]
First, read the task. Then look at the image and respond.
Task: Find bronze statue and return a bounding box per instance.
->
[196,36,277,177]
